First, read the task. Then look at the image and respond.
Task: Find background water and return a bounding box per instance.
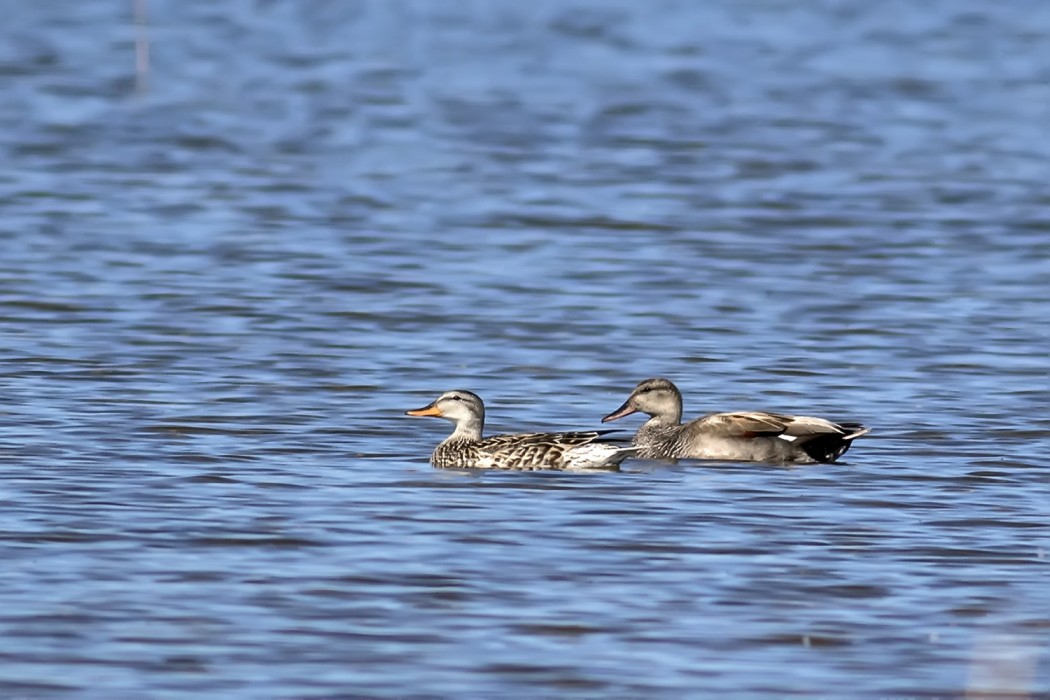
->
[2,0,1048,697]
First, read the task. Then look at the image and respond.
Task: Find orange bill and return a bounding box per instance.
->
[405,403,442,417]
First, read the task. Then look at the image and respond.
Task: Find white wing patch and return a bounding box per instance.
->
[564,444,635,470]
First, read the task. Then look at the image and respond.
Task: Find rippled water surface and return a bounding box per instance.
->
[2,1,1049,697]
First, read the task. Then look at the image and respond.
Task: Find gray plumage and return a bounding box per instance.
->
[602,378,869,464]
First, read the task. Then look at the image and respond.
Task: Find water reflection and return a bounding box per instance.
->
[0,0,1048,697]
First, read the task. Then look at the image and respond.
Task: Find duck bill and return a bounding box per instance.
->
[405,403,442,417]
[601,401,636,423]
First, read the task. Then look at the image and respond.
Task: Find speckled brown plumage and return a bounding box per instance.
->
[406,390,636,471]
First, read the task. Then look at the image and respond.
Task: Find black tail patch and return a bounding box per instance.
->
[800,433,858,464]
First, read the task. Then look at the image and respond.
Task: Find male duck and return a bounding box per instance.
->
[602,378,869,464]
[406,390,636,470]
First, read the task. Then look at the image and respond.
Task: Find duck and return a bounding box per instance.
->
[405,390,637,470]
[601,377,869,464]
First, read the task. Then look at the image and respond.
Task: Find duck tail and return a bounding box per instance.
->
[838,423,871,440]
[800,424,870,463]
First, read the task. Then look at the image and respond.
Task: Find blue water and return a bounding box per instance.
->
[1,1,1048,697]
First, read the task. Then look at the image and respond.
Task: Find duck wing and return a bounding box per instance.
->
[686,411,794,439]
[480,430,618,449]
[780,416,870,439]
[476,430,627,470]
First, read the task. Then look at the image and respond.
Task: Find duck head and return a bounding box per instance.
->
[405,389,485,439]
[601,377,684,425]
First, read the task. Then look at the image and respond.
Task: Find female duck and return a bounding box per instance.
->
[406,390,636,470]
[602,378,869,464]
